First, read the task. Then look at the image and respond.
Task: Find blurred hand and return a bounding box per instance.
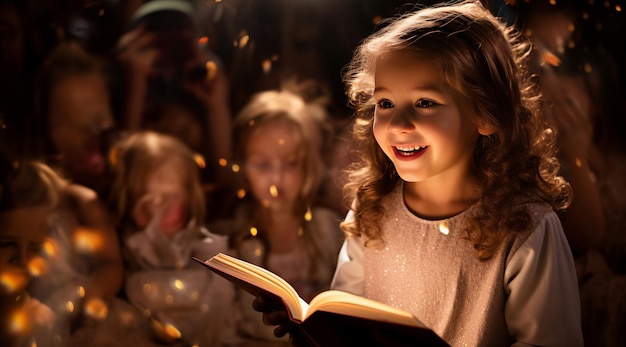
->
[116,25,160,81]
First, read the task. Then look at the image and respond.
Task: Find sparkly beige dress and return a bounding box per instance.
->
[332,183,583,347]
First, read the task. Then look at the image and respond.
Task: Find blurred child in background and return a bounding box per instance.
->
[108,130,239,347]
[0,158,58,347]
[209,81,344,346]
[36,40,118,198]
[115,0,233,202]
[0,154,151,347]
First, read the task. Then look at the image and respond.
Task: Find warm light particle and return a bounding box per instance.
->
[262,59,272,74]
[42,238,57,257]
[439,221,450,235]
[205,60,217,80]
[269,185,278,197]
[9,309,28,333]
[0,270,28,292]
[542,52,561,67]
[237,189,246,199]
[575,158,582,168]
[194,154,206,169]
[250,227,258,237]
[239,35,249,48]
[218,158,228,167]
[232,164,240,173]
[73,227,103,253]
[84,298,109,320]
[66,301,75,313]
[28,256,48,277]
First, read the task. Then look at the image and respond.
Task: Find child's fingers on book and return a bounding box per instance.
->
[252,295,274,312]
[262,310,289,326]
[252,294,285,313]
[274,321,298,338]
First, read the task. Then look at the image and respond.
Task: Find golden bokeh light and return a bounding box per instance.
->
[9,308,29,334]
[206,60,217,80]
[237,189,246,199]
[173,279,184,291]
[84,298,109,320]
[239,34,249,48]
[28,256,49,277]
[1,270,28,293]
[261,59,272,74]
[42,238,57,257]
[269,185,278,197]
[194,154,206,169]
[73,227,104,254]
[439,221,450,236]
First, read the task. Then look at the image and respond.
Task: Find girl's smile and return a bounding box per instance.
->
[392,145,429,160]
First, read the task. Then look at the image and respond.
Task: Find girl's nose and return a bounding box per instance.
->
[388,105,416,132]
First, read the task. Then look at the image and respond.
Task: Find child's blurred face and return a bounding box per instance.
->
[0,207,50,296]
[48,73,114,178]
[134,157,188,237]
[244,120,304,211]
[373,52,482,184]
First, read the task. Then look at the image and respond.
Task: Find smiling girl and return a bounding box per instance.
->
[254,1,583,346]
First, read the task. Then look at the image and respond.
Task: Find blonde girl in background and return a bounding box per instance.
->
[108,131,239,347]
[210,81,344,346]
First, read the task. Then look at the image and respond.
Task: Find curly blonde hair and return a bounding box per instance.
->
[108,131,205,232]
[341,0,571,260]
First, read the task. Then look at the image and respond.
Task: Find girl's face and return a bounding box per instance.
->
[0,207,50,296]
[134,157,188,237]
[48,73,114,179]
[244,120,304,212]
[373,52,482,185]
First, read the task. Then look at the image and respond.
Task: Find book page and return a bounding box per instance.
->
[198,253,309,321]
[307,290,427,328]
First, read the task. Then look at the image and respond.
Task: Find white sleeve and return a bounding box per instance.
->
[505,211,583,347]
[330,210,365,296]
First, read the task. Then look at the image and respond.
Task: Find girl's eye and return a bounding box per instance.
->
[415,99,437,108]
[377,99,394,109]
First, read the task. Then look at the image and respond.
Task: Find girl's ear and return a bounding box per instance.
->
[477,122,496,136]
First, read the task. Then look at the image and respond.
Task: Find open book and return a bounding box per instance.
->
[193,253,449,347]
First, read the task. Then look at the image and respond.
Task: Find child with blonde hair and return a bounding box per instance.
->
[210,81,343,345]
[108,131,239,347]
